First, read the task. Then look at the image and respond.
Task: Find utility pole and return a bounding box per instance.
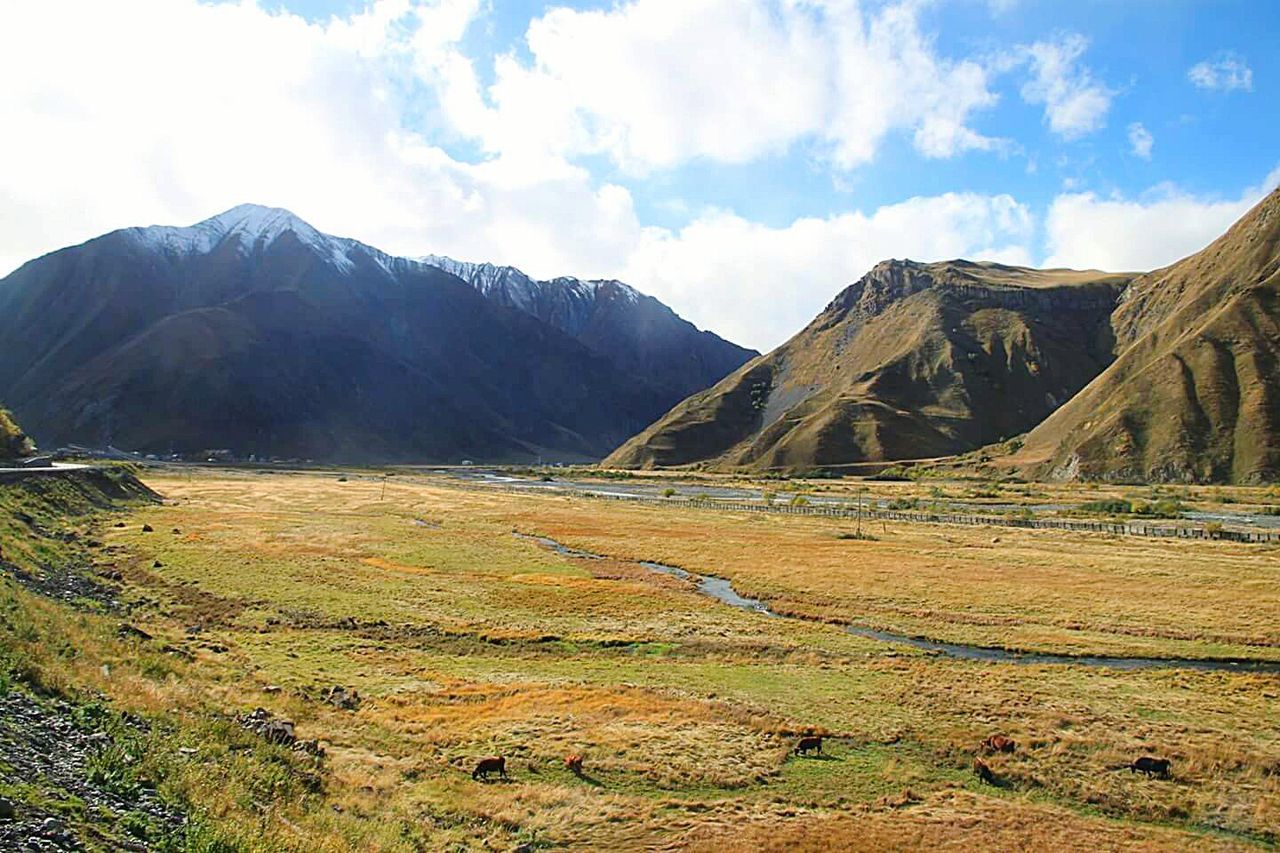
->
[856,485,867,538]
[380,473,388,501]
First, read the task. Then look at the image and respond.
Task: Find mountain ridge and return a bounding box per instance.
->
[0,205,750,463]
[1013,185,1280,483]
[422,254,757,402]
[605,259,1131,471]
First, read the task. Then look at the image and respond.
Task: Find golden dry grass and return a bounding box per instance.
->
[486,485,1280,660]
[5,467,1277,849]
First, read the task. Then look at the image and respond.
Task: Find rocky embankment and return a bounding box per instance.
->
[0,691,185,851]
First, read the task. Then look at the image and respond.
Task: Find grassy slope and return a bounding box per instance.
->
[12,468,1263,849]
[1017,187,1280,483]
[606,261,1126,472]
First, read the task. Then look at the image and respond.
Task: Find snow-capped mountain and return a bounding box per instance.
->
[423,255,757,403]
[0,204,753,463]
[121,204,424,279]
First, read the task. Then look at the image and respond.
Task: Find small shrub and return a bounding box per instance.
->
[1079,499,1132,515]
[661,488,677,498]
[789,495,809,507]
[0,406,34,461]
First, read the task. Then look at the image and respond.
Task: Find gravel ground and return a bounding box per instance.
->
[0,689,186,851]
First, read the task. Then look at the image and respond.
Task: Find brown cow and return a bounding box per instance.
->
[982,734,1016,754]
[1130,756,1171,779]
[472,756,507,781]
[973,757,996,785]
[795,736,823,756]
[565,754,584,776]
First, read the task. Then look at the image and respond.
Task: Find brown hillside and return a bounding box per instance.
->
[605,260,1129,471]
[1017,186,1280,483]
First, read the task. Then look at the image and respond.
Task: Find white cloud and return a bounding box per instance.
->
[1188,54,1253,92]
[1043,167,1280,272]
[5,0,1267,357]
[1017,34,1112,138]
[0,0,634,279]
[0,0,1041,351]
[433,0,1005,172]
[1127,122,1153,159]
[619,193,1034,350]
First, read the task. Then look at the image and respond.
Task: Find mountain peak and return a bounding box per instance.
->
[118,203,339,262]
[197,204,321,243]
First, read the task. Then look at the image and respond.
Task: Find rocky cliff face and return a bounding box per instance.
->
[605,260,1129,471]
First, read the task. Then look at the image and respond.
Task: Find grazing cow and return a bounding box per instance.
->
[795,736,823,756]
[982,734,1017,754]
[1130,756,1171,779]
[973,757,995,785]
[472,756,507,781]
[565,754,584,776]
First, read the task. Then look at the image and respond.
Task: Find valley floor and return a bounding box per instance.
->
[1,467,1278,850]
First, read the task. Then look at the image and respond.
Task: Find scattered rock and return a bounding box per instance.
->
[141,525,153,533]
[0,690,185,849]
[236,707,323,757]
[263,685,283,694]
[240,707,296,745]
[116,623,153,642]
[171,529,181,535]
[113,522,126,529]
[320,685,361,711]
[7,562,117,609]
[97,569,123,582]
[152,560,163,568]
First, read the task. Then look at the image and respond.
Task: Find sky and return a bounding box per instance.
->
[1,0,1277,351]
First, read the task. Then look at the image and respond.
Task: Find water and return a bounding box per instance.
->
[641,562,773,615]
[449,468,1280,532]
[514,532,602,560]
[520,533,1280,675]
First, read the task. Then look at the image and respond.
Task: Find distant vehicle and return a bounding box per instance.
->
[20,456,53,468]
[460,459,474,466]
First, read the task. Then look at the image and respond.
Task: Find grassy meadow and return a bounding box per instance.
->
[1,467,1278,850]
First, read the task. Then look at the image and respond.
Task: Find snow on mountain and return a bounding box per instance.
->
[121,204,381,274]
[421,254,644,336]
[77,206,754,403]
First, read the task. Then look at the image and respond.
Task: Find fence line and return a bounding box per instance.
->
[469,483,1280,544]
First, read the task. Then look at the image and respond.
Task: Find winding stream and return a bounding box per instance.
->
[517,533,1280,675]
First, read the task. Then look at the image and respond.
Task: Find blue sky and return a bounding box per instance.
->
[277,0,1276,234]
[2,0,1277,349]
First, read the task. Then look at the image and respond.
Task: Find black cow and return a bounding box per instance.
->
[472,756,508,781]
[1130,756,1171,779]
[795,736,823,756]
